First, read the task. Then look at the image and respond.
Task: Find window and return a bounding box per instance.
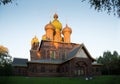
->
[62,52,66,60]
[50,51,56,60]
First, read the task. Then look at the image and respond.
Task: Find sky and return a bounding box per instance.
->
[0,0,120,60]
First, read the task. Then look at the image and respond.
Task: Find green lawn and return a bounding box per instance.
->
[0,75,120,84]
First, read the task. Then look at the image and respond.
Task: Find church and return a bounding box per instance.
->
[12,13,102,77]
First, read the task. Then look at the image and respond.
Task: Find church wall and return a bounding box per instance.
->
[12,66,27,76]
[37,41,80,60]
[59,61,71,77]
[27,63,62,77]
[27,59,80,77]
[30,50,39,60]
[13,57,99,77]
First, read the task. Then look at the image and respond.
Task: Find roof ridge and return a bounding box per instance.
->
[69,44,81,52]
[13,57,28,60]
[65,45,82,61]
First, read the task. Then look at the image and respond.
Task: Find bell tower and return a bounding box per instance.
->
[31,36,39,50]
[30,36,40,60]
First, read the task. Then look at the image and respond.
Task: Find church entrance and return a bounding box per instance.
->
[74,61,87,76]
[75,66,85,76]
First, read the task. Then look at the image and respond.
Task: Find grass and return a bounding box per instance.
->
[0,75,120,84]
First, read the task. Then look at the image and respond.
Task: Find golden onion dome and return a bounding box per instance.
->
[62,24,72,34]
[45,21,55,31]
[42,34,46,40]
[52,13,62,31]
[31,36,39,45]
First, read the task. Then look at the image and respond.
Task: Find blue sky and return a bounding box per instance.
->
[0,0,120,60]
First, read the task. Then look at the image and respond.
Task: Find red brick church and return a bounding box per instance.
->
[12,13,102,77]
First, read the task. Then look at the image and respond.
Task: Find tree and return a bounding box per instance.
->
[97,50,120,75]
[0,45,12,66]
[0,0,13,5]
[0,45,12,76]
[97,51,112,74]
[82,0,120,17]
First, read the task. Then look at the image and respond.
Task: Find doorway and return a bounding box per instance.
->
[74,62,86,76]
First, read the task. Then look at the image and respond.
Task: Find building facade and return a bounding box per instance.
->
[12,13,102,77]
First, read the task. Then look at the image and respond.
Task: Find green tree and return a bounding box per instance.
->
[0,0,13,5]
[97,50,120,75]
[82,0,120,17]
[0,45,12,76]
[0,45,12,65]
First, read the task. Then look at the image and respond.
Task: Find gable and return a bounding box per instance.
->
[75,48,88,58]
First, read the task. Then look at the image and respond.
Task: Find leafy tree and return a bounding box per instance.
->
[0,45,12,76]
[0,45,12,65]
[0,0,13,5]
[82,0,120,17]
[97,50,120,75]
